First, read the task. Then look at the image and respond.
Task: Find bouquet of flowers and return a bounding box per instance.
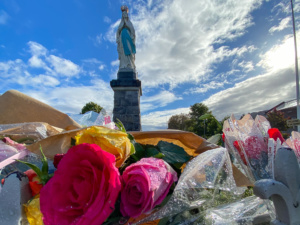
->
[223,114,299,182]
[0,116,254,225]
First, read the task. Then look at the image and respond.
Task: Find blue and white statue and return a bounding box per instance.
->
[116,5,136,71]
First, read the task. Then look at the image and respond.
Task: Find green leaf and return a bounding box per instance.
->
[130,143,135,155]
[153,152,165,159]
[115,119,126,133]
[127,133,135,141]
[15,160,42,178]
[157,141,192,164]
[207,134,222,145]
[172,162,184,170]
[131,142,146,161]
[70,137,76,146]
[40,145,49,175]
[145,146,160,157]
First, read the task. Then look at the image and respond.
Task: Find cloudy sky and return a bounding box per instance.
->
[0,0,300,130]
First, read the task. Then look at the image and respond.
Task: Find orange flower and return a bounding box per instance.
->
[24,169,43,196]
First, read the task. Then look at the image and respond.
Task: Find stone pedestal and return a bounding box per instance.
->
[110,70,142,131]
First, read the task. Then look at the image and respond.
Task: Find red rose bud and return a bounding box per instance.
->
[268,128,285,144]
[53,154,65,168]
[233,140,247,165]
[24,169,43,196]
[222,133,225,142]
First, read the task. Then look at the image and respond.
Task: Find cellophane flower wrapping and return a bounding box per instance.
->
[223,114,271,182]
[204,196,275,225]
[132,147,245,225]
[286,131,300,162]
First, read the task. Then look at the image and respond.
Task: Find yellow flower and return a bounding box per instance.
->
[24,195,43,225]
[75,126,131,168]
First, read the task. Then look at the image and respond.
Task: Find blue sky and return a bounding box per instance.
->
[0,0,300,130]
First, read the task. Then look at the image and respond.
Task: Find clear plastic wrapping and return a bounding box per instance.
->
[133,148,245,224]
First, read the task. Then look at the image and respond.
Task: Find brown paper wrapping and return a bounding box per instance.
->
[0,90,81,130]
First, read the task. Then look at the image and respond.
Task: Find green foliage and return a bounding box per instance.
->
[187,104,222,139]
[130,141,192,172]
[80,102,103,114]
[167,103,229,141]
[168,113,190,130]
[189,103,210,120]
[16,146,53,185]
[266,109,289,131]
[157,141,191,168]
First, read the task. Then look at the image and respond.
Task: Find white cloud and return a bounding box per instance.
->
[19,74,60,87]
[0,42,84,91]
[204,35,297,120]
[104,16,111,24]
[111,60,119,67]
[204,67,295,120]
[104,20,120,43]
[257,35,295,72]
[238,60,254,73]
[47,55,81,77]
[82,58,105,71]
[142,107,189,130]
[82,58,102,64]
[28,55,47,68]
[28,41,47,56]
[0,10,9,25]
[96,34,103,45]
[269,17,291,34]
[185,81,225,94]
[25,79,114,114]
[141,90,182,112]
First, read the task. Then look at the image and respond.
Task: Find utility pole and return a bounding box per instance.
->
[291,0,300,131]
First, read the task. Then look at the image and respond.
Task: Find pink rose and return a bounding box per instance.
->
[40,143,121,225]
[120,157,178,218]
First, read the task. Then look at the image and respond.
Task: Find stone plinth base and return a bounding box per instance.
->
[110,70,142,131]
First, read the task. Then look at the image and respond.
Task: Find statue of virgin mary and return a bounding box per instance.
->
[116,6,136,71]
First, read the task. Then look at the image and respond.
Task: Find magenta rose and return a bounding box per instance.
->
[120,157,178,218]
[40,143,121,225]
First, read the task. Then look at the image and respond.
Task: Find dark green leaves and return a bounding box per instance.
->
[157,141,191,165]
[130,141,192,170]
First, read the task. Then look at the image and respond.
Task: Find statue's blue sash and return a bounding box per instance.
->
[121,28,136,56]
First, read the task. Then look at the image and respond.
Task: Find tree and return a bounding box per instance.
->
[168,114,190,130]
[189,103,210,120]
[186,103,211,137]
[80,102,103,114]
[167,103,226,140]
[266,109,289,131]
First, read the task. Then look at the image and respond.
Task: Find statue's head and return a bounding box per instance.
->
[121,5,129,13]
